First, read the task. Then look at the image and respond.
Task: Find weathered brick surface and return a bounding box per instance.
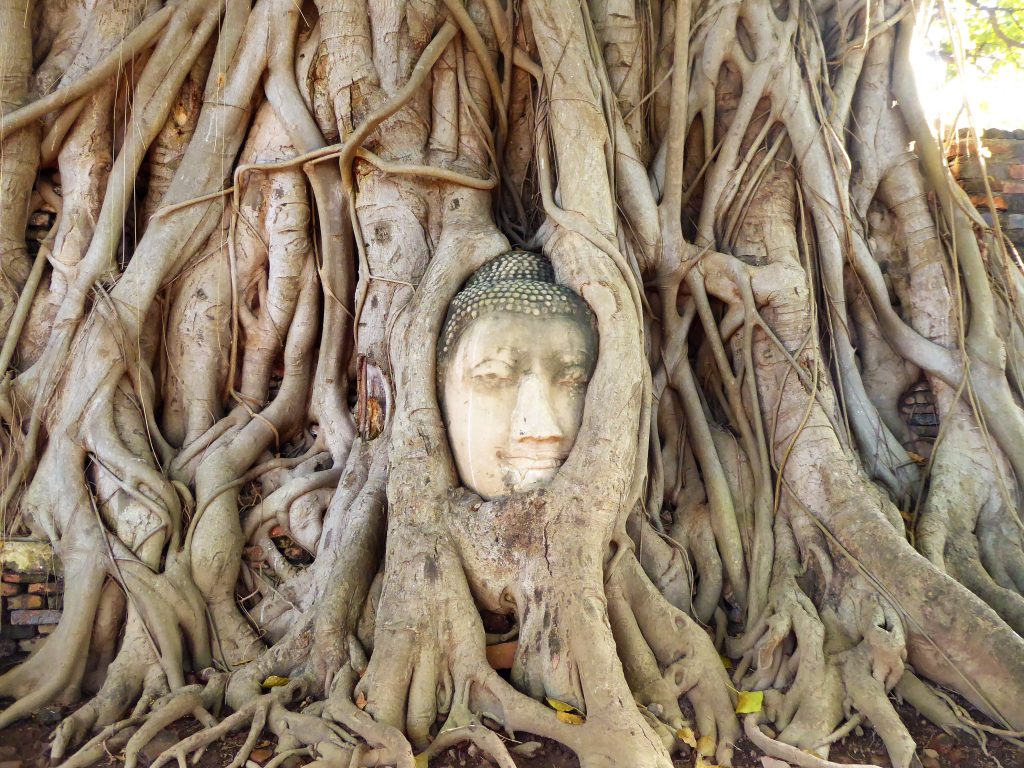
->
[26,581,61,595]
[4,594,44,610]
[2,572,49,584]
[10,609,62,626]
[0,541,64,658]
[950,128,1024,254]
[0,625,35,640]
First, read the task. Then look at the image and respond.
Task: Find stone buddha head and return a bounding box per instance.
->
[438,252,598,499]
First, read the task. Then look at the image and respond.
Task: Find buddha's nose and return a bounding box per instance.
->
[511,373,564,444]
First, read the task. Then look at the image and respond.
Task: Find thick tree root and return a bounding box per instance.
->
[2,2,1024,768]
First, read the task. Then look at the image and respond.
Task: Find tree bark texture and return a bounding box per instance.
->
[0,2,1023,767]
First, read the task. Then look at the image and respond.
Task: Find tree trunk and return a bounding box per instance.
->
[0,1,1022,767]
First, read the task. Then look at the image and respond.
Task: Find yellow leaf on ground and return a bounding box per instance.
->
[735,690,764,714]
[697,735,716,757]
[546,697,580,713]
[414,752,429,768]
[355,690,367,710]
[261,675,289,688]
[676,726,697,748]
[720,655,733,669]
[695,753,723,768]
[555,710,585,725]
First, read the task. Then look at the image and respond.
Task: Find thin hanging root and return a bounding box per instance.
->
[0,4,176,138]
[123,686,217,768]
[147,681,298,768]
[56,719,142,768]
[743,716,879,768]
[264,748,311,768]
[224,700,267,768]
[894,672,963,735]
[416,723,517,768]
[55,650,168,764]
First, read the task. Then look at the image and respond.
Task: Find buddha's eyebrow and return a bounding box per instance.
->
[470,347,519,364]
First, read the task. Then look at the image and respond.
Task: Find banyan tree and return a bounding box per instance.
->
[0,1,1023,766]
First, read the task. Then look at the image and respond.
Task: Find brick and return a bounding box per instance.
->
[0,625,35,640]
[26,581,61,595]
[0,583,20,596]
[999,181,1024,195]
[4,594,44,610]
[981,138,1024,159]
[36,624,57,635]
[1008,164,1024,180]
[969,194,1007,210]
[950,157,990,180]
[485,640,518,670]
[10,609,62,626]
[2,572,48,584]
[958,178,990,195]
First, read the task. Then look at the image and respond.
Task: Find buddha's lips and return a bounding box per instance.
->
[498,453,567,471]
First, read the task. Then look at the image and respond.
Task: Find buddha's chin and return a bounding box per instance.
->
[502,463,561,493]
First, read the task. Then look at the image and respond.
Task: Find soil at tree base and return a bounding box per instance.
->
[0,700,1018,768]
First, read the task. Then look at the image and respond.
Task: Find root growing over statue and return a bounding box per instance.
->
[0,1,1023,767]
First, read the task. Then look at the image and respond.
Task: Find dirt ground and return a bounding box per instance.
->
[0,695,1019,768]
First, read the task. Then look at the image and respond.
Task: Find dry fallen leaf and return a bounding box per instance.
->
[735,690,764,714]
[555,710,585,725]
[261,675,289,688]
[697,735,716,757]
[355,690,367,710]
[546,697,580,713]
[676,726,698,748]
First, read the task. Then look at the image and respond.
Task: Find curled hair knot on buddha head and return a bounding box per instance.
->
[437,250,597,382]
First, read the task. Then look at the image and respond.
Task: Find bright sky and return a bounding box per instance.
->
[911,4,1024,131]
[912,47,1024,130]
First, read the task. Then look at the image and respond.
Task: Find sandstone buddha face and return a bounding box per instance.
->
[438,252,597,499]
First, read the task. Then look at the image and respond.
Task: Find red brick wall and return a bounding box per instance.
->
[947,128,1024,254]
[0,543,61,659]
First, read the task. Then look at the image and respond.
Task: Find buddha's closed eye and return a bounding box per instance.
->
[470,359,515,384]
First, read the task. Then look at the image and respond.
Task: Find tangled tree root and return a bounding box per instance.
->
[0,0,1023,767]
